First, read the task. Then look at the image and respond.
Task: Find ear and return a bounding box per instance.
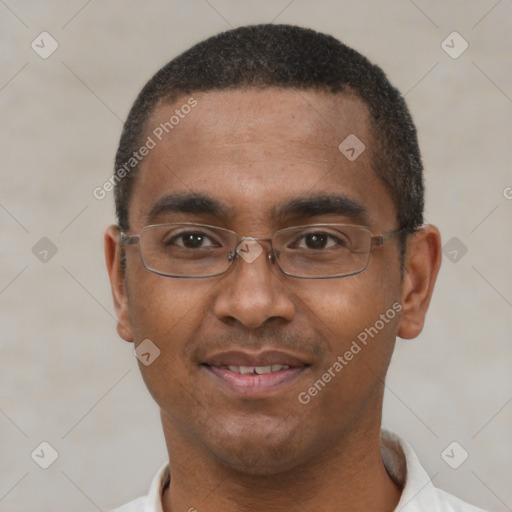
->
[104,225,134,343]
[397,225,442,340]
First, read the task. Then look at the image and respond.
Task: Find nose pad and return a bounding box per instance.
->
[268,249,278,264]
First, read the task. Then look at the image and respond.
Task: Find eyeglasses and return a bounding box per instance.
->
[120,223,404,279]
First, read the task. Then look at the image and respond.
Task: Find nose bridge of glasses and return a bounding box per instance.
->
[232,236,275,264]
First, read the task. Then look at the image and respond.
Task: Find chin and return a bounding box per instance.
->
[205,415,312,475]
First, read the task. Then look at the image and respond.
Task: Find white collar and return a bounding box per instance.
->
[112,429,486,512]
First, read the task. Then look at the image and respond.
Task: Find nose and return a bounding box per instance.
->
[213,241,295,329]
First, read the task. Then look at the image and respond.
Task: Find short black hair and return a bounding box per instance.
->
[114,24,423,236]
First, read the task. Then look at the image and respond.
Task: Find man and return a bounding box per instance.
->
[105,24,486,512]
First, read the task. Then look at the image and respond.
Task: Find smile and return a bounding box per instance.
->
[201,350,310,397]
[225,364,289,374]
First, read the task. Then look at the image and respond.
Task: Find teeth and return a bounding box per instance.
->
[254,365,272,375]
[226,364,290,375]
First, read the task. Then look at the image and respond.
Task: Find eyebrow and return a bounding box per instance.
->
[271,194,368,224]
[146,192,230,223]
[145,192,368,225]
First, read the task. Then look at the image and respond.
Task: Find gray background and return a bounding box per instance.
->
[1,1,511,511]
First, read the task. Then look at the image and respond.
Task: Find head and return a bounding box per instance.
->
[114,24,424,237]
[105,24,441,476]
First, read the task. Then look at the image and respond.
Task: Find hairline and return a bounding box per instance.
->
[125,84,390,228]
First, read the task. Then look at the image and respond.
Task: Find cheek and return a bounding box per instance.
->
[294,270,401,394]
[126,269,212,342]
[125,273,216,408]
[295,278,400,425]
[295,271,400,347]
[125,272,210,372]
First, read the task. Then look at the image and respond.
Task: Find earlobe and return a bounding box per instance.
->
[397,225,442,340]
[104,225,134,343]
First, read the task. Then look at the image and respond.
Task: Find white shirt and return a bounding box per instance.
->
[110,429,487,512]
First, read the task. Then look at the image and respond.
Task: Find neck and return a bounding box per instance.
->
[161,413,401,512]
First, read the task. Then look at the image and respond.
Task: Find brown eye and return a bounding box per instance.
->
[166,231,217,249]
[293,231,349,250]
[304,233,329,249]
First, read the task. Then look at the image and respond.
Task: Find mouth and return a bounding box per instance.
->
[218,364,292,375]
[201,350,310,398]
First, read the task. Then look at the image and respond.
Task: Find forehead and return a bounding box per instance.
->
[129,88,394,230]
[147,87,369,161]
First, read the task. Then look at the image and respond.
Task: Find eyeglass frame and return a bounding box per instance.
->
[119,222,408,280]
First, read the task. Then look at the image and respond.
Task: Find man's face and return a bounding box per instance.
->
[113,88,405,473]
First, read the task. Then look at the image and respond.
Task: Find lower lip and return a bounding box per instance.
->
[204,365,307,398]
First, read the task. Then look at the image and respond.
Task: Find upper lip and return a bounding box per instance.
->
[203,350,309,368]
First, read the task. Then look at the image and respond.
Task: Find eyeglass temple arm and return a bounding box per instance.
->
[120,232,140,246]
[371,229,406,247]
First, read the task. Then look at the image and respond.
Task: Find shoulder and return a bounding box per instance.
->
[108,462,169,512]
[381,429,489,512]
[433,487,488,512]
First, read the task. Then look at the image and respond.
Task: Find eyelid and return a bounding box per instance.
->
[168,229,213,240]
[163,226,226,248]
[286,229,346,249]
